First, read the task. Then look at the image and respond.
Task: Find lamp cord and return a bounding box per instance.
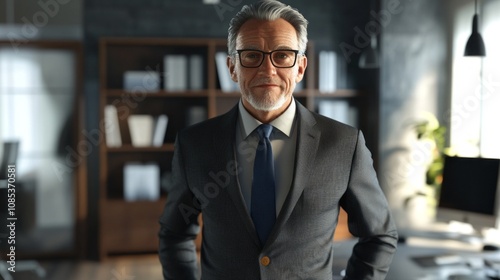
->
[479,57,484,157]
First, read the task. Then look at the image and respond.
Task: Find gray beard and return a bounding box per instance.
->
[242,91,290,112]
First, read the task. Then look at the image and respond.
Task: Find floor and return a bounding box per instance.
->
[1,211,352,280]
[1,255,163,280]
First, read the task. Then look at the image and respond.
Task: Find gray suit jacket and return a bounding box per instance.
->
[159,102,398,280]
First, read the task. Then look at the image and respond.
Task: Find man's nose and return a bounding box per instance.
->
[258,54,277,74]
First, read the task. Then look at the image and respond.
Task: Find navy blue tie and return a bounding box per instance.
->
[251,124,276,246]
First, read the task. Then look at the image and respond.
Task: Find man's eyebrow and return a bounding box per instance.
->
[239,45,260,50]
[274,45,296,50]
[238,45,297,51]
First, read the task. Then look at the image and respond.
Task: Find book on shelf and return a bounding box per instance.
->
[127,114,169,147]
[215,52,238,93]
[164,55,188,91]
[104,105,122,147]
[336,54,347,89]
[152,114,169,147]
[189,55,204,90]
[128,115,154,147]
[319,51,337,93]
[318,100,358,128]
[123,162,160,201]
[123,71,160,92]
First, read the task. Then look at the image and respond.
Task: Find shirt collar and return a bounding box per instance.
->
[238,98,296,138]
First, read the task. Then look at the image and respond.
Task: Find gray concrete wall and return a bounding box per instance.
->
[0,0,82,39]
[379,0,450,227]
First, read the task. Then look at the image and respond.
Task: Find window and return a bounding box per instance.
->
[449,0,500,158]
[0,46,77,255]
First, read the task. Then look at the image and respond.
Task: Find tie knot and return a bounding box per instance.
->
[257,124,273,139]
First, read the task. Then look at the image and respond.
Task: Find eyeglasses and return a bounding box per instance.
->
[235,49,301,68]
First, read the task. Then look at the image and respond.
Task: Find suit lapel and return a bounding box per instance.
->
[265,102,321,247]
[212,105,261,247]
[215,102,322,249]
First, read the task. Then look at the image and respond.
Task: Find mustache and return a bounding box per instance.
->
[250,79,281,86]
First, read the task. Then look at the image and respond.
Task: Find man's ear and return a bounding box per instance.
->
[295,55,308,83]
[227,55,238,82]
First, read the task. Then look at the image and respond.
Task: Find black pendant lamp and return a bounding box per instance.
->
[359,35,379,68]
[464,0,486,56]
[359,0,380,69]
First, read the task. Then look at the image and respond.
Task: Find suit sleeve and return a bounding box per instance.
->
[340,131,398,280]
[158,136,200,280]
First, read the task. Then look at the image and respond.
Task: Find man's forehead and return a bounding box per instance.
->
[238,18,296,34]
[236,18,299,48]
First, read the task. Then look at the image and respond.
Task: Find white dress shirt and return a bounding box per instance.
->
[235,99,298,217]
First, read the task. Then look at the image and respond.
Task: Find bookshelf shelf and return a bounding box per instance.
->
[214,91,241,97]
[311,89,360,98]
[214,90,313,99]
[107,144,175,153]
[293,91,310,98]
[105,89,210,97]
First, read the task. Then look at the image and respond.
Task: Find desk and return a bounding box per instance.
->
[332,236,500,280]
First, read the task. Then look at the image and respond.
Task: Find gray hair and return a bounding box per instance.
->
[227,0,308,56]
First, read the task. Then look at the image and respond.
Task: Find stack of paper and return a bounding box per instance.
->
[123,71,160,92]
[128,114,168,147]
[319,51,337,93]
[215,52,239,93]
[164,55,188,91]
[128,115,154,147]
[189,55,204,90]
[104,105,122,147]
[152,115,168,147]
[123,162,160,201]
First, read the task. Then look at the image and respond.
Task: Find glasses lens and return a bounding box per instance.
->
[239,50,297,68]
[271,50,296,67]
[240,51,264,67]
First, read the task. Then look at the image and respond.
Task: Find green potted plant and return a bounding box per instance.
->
[404,112,448,208]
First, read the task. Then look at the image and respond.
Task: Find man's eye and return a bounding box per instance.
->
[245,52,261,59]
[274,52,290,59]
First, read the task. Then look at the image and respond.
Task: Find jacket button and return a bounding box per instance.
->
[260,256,270,266]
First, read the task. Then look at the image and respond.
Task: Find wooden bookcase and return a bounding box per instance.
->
[98,37,357,258]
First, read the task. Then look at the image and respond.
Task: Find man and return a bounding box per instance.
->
[159,0,398,279]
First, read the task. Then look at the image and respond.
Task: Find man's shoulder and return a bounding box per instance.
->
[299,105,358,136]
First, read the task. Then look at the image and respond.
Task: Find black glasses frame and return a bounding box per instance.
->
[235,49,301,68]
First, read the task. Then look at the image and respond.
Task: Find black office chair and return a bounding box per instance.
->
[0,141,19,181]
[0,141,19,280]
[0,141,46,280]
